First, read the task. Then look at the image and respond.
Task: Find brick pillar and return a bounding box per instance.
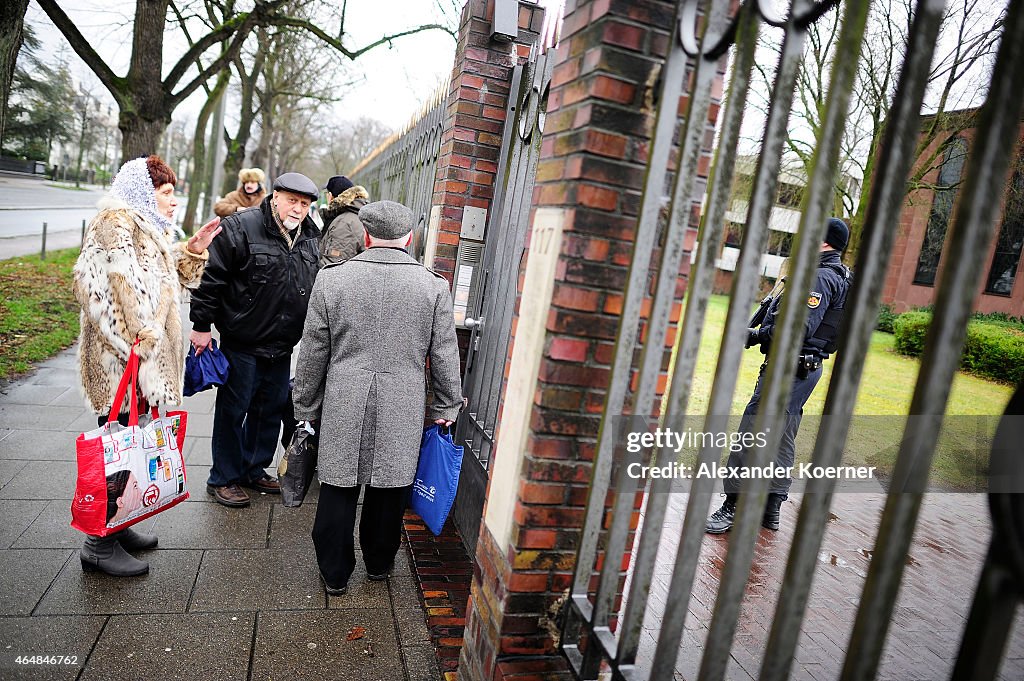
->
[425,0,546,285]
[458,1,723,679]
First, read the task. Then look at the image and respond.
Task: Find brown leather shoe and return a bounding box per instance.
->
[206,483,251,507]
[242,474,281,495]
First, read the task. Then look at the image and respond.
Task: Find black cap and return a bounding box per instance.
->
[323,175,354,196]
[273,172,318,200]
[825,217,849,252]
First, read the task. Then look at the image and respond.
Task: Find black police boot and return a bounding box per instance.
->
[705,494,738,534]
[762,493,786,531]
[111,527,158,552]
[80,535,150,577]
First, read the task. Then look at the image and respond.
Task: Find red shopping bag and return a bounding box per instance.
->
[71,341,189,536]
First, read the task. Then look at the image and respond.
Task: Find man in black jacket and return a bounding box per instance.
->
[189,172,320,508]
[706,217,853,534]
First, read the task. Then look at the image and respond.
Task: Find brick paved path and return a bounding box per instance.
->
[630,492,1024,680]
[0,341,442,681]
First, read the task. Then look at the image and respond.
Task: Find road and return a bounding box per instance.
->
[0,175,105,258]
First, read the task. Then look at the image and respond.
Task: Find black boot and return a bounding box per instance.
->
[705,494,738,534]
[762,493,786,531]
[80,535,149,577]
[112,527,158,552]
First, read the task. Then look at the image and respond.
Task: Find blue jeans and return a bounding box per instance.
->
[208,347,290,487]
[724,360,822,496]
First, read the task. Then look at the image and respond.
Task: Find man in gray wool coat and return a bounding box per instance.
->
[292,199,464,594]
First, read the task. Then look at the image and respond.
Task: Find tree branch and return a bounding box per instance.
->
[269,15,456,58]
[35,0,126,103]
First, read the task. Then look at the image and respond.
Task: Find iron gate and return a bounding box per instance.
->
[452,44,555,555]
[560,0,1024,679]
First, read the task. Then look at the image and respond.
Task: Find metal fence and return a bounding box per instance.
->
[561,0,1024,679]
[349,84,448,262]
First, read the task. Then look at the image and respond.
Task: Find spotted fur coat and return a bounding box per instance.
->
[74,196,208,413]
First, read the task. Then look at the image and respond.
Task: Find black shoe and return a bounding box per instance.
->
[80,535,149,577]
[367,565,393,581]
[762,493,786,531]
[112,527,158,551]
[705,494,738,534]
[319,571,348,595]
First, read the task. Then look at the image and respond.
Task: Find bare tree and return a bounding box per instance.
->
[745,0,1005,263]
[36,0,456,162]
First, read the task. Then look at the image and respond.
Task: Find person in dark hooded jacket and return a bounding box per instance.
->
[318,175,369,267]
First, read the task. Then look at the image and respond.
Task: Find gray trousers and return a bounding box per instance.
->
[724,360,822,496]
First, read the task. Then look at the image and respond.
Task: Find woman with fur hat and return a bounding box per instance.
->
[73,154,222,578]
[214,167,267,217]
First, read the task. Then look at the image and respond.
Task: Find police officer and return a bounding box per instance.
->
[706,217,853,534]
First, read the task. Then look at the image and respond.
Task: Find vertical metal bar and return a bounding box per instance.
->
[81,218,87,247]
[41,222,47,260]
[647,3,762,677]
[757,2,947,678]
[615,0,731,667]
[950,544,1020,681]
[569,0,692,606]
[699,0,864,675]
[841,1,1024,677]
[569,0,697,672]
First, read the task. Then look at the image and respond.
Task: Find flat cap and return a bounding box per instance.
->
[359,200,414,240]
[273,172,318,200]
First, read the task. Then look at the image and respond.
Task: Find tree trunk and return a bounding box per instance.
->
[117,0,171,162]
[181,71,229,234]
[0,0,30,149]
[118,111,170,162]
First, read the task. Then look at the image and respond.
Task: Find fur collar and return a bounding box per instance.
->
[95,195,175,250]
[329,186,369,209]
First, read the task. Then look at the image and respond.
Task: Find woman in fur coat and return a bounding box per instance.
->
[213,167,267,217]
[74,155,222,577]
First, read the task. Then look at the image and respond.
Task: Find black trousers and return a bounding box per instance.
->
[312,483,411,588]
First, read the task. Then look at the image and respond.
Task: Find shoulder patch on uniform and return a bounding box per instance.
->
[807,292,822,309]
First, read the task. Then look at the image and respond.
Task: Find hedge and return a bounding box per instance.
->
[876,304,898,333]
[892,310,1024,384]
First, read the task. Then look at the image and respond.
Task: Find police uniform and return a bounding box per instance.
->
[707,218,853,533]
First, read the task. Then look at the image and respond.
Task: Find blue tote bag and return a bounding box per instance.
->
[410,425,464,536]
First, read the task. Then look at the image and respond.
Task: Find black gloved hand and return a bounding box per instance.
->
[746,328,760,349]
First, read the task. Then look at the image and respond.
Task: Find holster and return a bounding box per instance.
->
[796,353,822,380]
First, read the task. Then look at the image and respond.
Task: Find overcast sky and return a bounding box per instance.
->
[25,0,458,132]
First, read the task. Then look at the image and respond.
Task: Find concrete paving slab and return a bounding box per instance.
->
[0,461,77,500]
[0,385,69,406]
[402,643,443,681]
[189,548,325,612]
[184,436,212,465]
[180,391,217,414]
[0,404,88,433]
[34,549,202,616]
[0,615,106,681]
[0,459,28,490]
[148,501,271,550]
[0,549,74,615]
[21,369,81,388]
[47,387,88,408]
[327,565,390,611]
[252,608,404,681]
[0,429,78,461]
[0,499,48,548]
[81,612,255,681]
[268,503,317,551]
[11,499,158,550]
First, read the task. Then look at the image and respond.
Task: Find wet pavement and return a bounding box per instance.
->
[630,492,1024,680]
[0,333,441,680]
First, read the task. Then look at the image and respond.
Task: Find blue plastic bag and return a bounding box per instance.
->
[410,425,464,536]
[183,339,230,397]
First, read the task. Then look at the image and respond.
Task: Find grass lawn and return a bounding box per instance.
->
[0,248,80,382]
[680,295,1013,490]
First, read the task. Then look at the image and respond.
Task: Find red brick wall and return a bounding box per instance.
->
[882,126,1024,317]
[430,0,546,285]
[459,0,724,677]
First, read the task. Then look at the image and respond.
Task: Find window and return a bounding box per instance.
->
[724,221,743,247]
[766,229,793,257]
[777,182,803,209]
[985,165,1024,295]
[913,137,969,286]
